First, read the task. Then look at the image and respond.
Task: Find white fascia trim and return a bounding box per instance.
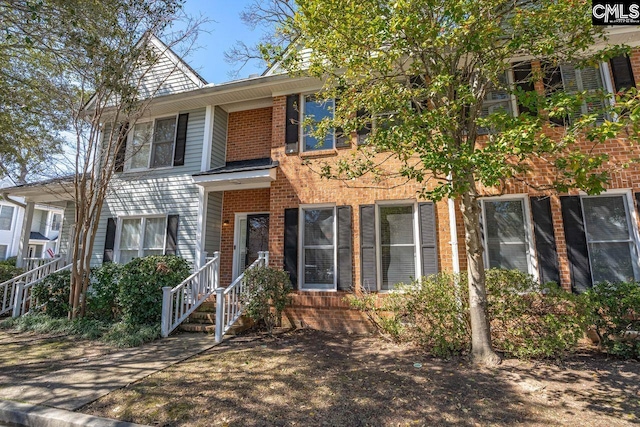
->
[192,168,277,189]
[201,105,214,172]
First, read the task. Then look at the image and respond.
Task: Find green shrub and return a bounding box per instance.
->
[118,255,191,326]
[348,274,470,358]
[87,263,124,322]
[242,266,293,334]
[101,321,161,347]
[585,281,640,359]
[0,261,22,283]
[485,269,589,359]
[31,270,71,318]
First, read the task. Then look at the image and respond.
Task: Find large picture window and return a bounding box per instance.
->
[128,116,177,171]
[481,198,534,275]
[117,216,166,263]
[582,194,640,284]
[301,95,335,151]
[300,206,335,290]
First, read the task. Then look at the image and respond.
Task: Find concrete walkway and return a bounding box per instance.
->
[0,334,218,411]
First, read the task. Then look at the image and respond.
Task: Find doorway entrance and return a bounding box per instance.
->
[232,213,270,279]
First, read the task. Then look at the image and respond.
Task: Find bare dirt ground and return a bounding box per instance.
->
[79,329,640,427]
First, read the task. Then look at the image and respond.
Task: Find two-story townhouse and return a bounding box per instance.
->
[5,28,640,333]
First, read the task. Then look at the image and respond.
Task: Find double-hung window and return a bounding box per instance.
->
[581,194,640,284]
[301,95,335,151]
[480,197,536,276]
[51,213,62,232]
[117,216,167,263]
[378,204,419,290]
[128,116,177,171]
[0,206,15,231]
[300,206,336,290]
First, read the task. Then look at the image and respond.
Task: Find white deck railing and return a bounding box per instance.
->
[10,257,70,317]
[22,257,58,272]
[161,252,220,338]
[215,251,268,343]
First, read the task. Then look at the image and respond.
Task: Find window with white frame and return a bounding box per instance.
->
[378,204,418,290]
[51,213,62,232]
[128,116,177,171]
[0,245,7,260]
[481,198,534,275]
[0,206,15,231]
[117,216,166,263]
[582,194,640,284]
[301,95,335,151]
[300,207,335,290]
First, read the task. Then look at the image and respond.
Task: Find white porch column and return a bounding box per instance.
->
[16,201,35,268]
[201,105,214,172]
[195,186,208,270]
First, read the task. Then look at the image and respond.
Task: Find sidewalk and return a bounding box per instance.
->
[0,333,217,411]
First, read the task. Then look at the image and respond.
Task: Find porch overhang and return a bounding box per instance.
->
[192,158,278,191]
[2,175,76,203]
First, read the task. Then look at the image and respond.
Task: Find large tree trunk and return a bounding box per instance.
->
[459,180,501,366]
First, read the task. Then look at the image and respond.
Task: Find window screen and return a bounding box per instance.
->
[483,199,530,273]
[302,208,335,290]
[379,205,416,290]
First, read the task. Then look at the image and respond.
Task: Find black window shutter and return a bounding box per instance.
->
[635,192,640,214]
[356,109,371,145]
[360,204,377,291]
[165,215,179,256]
[334,98,350,149]
[610,55,636,92]
[530,196,560,284]
[285,94,300,154]
[560,196,592,292]
[173,113,189,167]
[284,208,299,288]
[103,218,117,263]
[418,202,438,277]
[114,123,129,173]
[337,205,353,290]
[513,62,537,116]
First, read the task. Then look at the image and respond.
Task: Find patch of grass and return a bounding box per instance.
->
[0,314,160,348]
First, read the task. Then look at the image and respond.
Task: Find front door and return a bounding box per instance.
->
[233,213,269,279]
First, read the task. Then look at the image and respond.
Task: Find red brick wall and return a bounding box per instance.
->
[226,107,272,162]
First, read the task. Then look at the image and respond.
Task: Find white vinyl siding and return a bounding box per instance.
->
[300,206,336,290]
[481,197,536,276]
[582,194,640,284]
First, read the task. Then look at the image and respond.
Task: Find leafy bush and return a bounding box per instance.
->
[0,257,22,283]
[485,269,589,359]
[87,263,125,322]
[31,270,71,318]
[118,255,191,326]
[242,266,293,334]
[585,281,640,359]
[348,270,588,359]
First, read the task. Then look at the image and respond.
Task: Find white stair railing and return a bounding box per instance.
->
[215,251,268,343]
[10,257,70,317]
[161,252,220,337]
[22,258,57,272]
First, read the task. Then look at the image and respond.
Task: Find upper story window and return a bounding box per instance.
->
[301,95,335,151]
[127,116,177,171]
[50,213,62,232]
[0,205,15,231]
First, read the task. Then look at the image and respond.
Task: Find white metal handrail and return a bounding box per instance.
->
[161,252,220,337]
[215,251,269,343]
[13,263,72,317]
[11,258,70,317]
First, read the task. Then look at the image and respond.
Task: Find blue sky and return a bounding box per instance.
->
[178,0,268,84]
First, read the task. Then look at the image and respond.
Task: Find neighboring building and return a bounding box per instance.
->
[4,29,640,332]
[0,179,63,261]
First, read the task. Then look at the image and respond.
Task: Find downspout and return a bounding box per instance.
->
[1,194,27,209]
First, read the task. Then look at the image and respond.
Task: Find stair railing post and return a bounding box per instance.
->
[12,282,24,318]
[213,251,220,290]
[264,251,269,267]
[161,286,171,338]
[215,286,224,342]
